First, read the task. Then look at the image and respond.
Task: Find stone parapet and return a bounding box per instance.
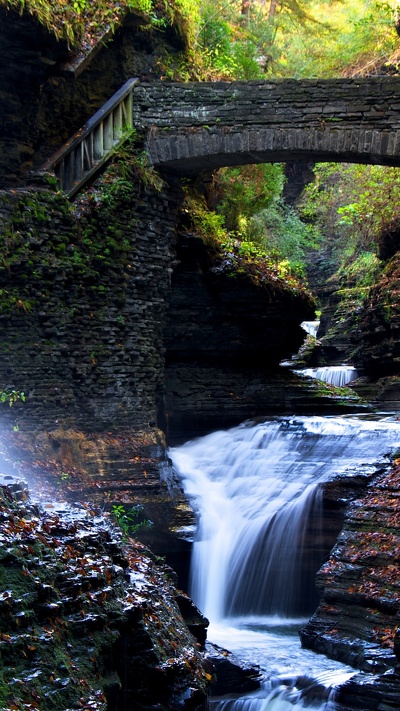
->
[133,79,400,172]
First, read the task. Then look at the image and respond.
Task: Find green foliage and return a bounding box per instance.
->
[182,188,227,242]
[181,185,313,299]
[111,504,152,538]
[210,164,316,278]
[6,0,397,84]
[0,288,35,314]
[263,0,397,78]
[251,200,321,277]
[161,0,201,50]
[0,388,25,407]
[194,0,399,80]
[197,0,277,78]
[275,0,397,78]
[299,163,397,294]
[335,252,382,288]
[6,0,395,85]
[2,0,193,53]
[210,233,314,299]
[301,163,400,252]
[214,164,285,231]
[105,140,165,194]
[197,4,237,77]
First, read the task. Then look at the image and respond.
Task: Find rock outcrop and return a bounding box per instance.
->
[164,233,362,441]
[300,460,400,683]
[353,252,400,377]
[0,4,179,185]
[1,426,195,592]
[0,476,209,711]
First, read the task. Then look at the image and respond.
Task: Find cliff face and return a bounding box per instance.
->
[163,233,363,441]
[300,460,400,708]
[0,5,177,185]
[353,253,400,377]
[0,184,177,433]
[0,178,199,585]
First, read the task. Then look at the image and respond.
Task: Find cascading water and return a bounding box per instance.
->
[295,365,358,387]
[300,320,320,338]
[170,415,400,710]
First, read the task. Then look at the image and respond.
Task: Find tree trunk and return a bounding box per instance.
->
[242,0,251,16]
[268,0,278,22]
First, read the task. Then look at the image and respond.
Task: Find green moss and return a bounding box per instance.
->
[182,186,315,305]
[1,0,152,47]
[0,0,200,62]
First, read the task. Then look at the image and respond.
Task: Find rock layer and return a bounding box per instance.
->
[0,477,209,710]
[164,234,362,441]
[301,461,400,676]
[353,253,400,377]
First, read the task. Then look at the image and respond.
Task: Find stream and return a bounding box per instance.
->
[170,414,400,710]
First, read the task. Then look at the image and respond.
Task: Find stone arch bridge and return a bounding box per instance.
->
[132,77,400,173]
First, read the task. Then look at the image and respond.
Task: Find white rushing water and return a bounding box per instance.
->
[170,415,400,710]
[295,365,358,387]
[300,320,320,338]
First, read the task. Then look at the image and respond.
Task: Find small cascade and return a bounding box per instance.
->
[295,365,358,387]
[170,416,400,710]
[209,669,354,711]
[300,320,320,338]
[225,484,323,616]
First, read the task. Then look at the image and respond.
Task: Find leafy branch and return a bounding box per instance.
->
[111,504,152,539]
[0,389,25,407]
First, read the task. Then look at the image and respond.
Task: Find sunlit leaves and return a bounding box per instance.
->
[275,0,398,77]
[196,0,399,79]
[300,163,400,290]
[3,0,186,52]
[0,388,25,407]
[215,163,285,231]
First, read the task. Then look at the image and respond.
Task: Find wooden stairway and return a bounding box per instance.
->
[41,77,138,198]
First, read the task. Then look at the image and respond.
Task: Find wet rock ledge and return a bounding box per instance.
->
[301,461,400,710]
[0,477,209,711]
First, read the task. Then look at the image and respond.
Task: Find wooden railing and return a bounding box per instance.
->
[41,78,138,198]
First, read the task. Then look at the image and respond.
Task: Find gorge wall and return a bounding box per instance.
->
[163,233,361,442]
[2,6,400,709]
[301,461,400,710]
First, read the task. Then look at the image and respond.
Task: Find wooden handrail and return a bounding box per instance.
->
[41,78,138,198]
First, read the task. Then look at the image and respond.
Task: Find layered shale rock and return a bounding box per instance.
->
[2,426,195,591]
[163,233,363,441]
[0,476,209,711]
[353,253,400,378]
[300,461,400,674]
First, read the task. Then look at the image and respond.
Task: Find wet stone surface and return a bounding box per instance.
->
[0,478,209,711]
[300,461,400,709]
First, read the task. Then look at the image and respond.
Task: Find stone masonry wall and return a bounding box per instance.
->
[0,179,180,433]
[133,79,400,172]
[135,78,400,130]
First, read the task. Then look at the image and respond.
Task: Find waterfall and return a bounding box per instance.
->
[170,416,400,709]
[171,416,400,622]
[300,320,320,338]
[295,365,358,387]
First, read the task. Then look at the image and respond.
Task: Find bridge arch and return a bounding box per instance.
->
[145,124,400,173]
[132,78,400,173]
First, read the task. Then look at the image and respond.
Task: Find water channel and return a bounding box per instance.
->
[170,415,400,710]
